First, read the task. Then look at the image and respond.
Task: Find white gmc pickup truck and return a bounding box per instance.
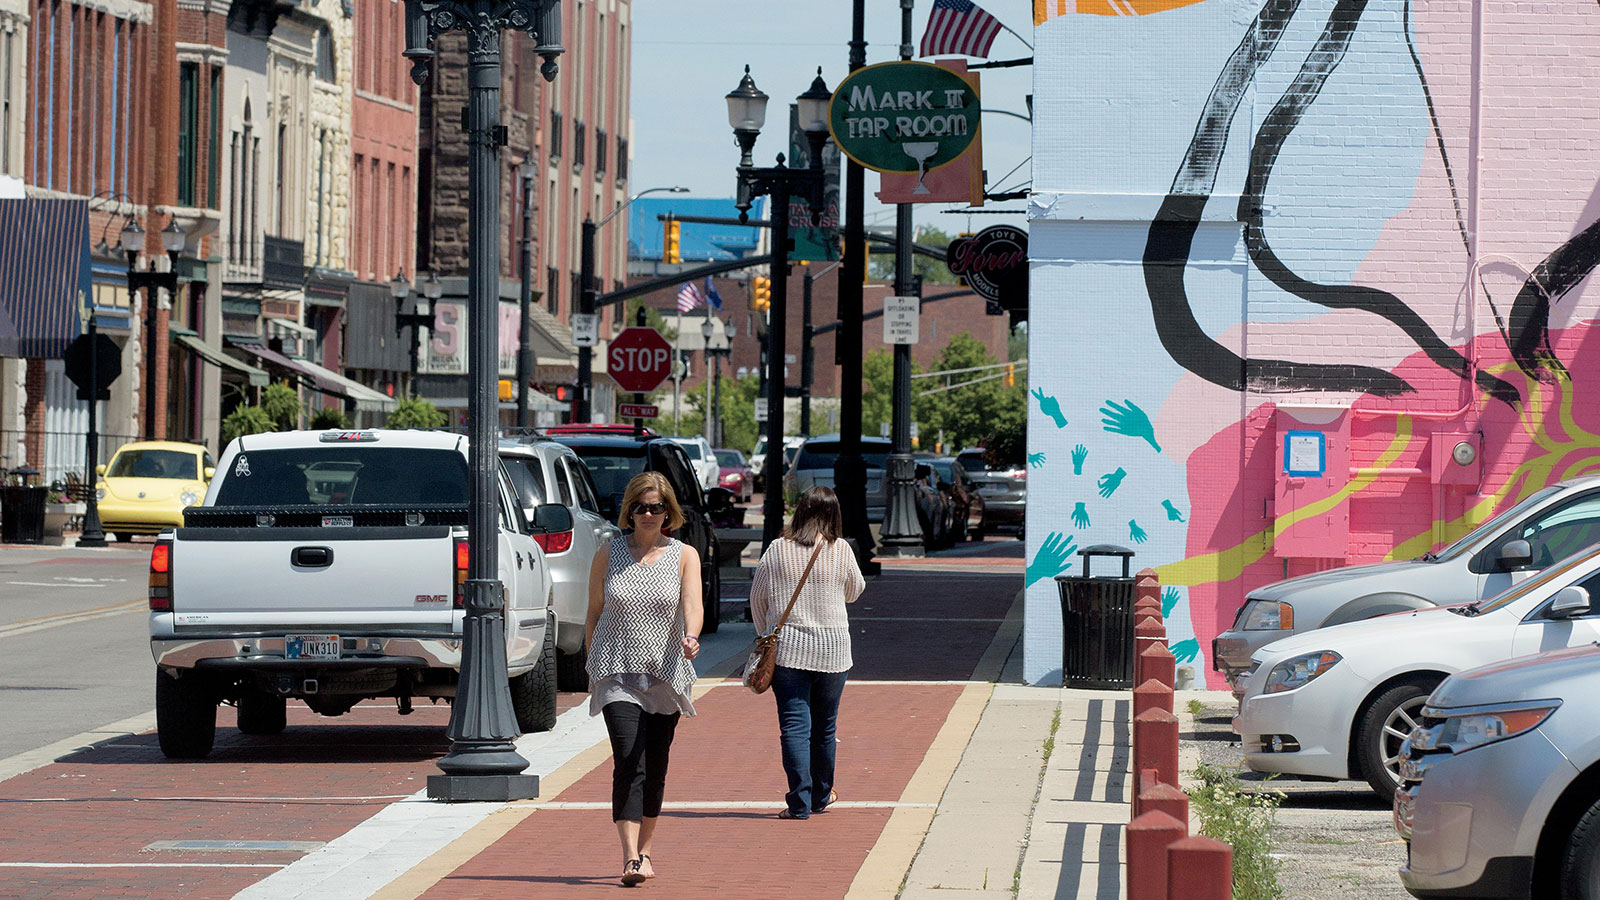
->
[149,429,562,759]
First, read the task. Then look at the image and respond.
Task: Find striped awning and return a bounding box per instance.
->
[0,199,89,358]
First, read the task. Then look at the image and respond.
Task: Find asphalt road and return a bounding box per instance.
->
[0,542,156,762]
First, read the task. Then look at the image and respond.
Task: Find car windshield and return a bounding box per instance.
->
[795,441,891,470]
[675,441,702,460]
[957,453,986,474]
[108,449,197,480]
[568,446,648,508]
[715,450,742,466]
[212,447,468,506]
[1432,485,1565,562]
[930,460,954,481]
[1474,545,1600,614]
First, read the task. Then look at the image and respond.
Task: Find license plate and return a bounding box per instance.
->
[286,634,340,660]
[322,516,353,527]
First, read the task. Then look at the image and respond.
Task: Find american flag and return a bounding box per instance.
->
[919,0,1003,59]
[676,281,703,313]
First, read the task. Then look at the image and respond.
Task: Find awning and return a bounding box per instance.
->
[228,340,395,412]
[267,316,316,338]
[0,199,88,358]
[429,390,567,412]
[174,332,269,387]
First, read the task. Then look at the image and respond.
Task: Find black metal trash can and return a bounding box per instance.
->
[0,485,48,544]
[1054,544,1137,690]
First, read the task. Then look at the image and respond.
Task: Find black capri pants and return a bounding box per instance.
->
[601,702,682,822]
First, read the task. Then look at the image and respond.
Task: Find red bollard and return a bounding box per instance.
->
[1132,766,1159,818]
[1133,708,1179,788]
[1136,568,1160,603]
[1133,679,1174,720]
[1139,780,1190,828]
[1134,619,1167,683]
[1167,835,1232,900]
[1140,642,1176,689]
[1126,811,1186,900]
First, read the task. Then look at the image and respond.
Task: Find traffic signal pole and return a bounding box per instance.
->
[835,0,876,569]
[577,217,596,422]
[761,179,791,550]
[517,170,535,428]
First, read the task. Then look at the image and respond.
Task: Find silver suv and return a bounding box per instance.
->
[783,435,891,522]
[1396,642,1600,899]
[499,439,621,691]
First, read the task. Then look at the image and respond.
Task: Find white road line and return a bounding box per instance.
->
[0,711,157,783]
[0,863,286,869]
[5,795,413,803]
[852,617,1008,623]
[5,581,103,587]
[533,800,937,810]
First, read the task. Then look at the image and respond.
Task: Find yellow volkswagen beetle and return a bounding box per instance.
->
[96,441,216,541]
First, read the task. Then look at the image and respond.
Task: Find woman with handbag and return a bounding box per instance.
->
[585,471,702,885]
[749,486,866,820]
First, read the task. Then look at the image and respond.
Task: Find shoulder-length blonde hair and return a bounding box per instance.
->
[618,471,685,532]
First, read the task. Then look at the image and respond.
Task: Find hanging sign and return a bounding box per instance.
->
[945,225,1028,312]
[828,61,981,178]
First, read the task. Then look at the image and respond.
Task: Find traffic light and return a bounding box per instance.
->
[663,219,681,264]
[1005,364,1015,387]
[751,275,770,312]
[551,384,577,404]
[497,379,514,401]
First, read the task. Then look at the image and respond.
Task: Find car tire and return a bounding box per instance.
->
[115,532,132,543]
[556,640,588,693]
[510,616,558,734]
[1560,796,1600,899]
[1355,680,1436,799]
[236,691,287,735]
[156,670,216,759]
[701,558,722,634]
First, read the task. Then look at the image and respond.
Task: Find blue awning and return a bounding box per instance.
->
[0,199,89,358]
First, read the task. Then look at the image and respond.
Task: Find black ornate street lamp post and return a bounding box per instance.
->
[729,66,832,550]
[701,316,735,447]
[122,219,187,441]
[402,0,562,802]
[392,270,443,383]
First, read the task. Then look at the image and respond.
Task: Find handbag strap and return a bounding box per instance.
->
[771,542,827,635]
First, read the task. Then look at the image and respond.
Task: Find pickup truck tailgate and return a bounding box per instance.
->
[171,526,457,620]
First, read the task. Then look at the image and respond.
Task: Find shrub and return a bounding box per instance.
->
[387,395,447,429]
[310,407,351,430]
[1187,760,1284,900]
[222,405,276,445]
[261,382,300,429]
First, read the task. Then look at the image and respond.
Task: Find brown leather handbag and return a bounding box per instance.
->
[743,543,825,694]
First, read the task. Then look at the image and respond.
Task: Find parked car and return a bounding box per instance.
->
[668,435,719,491]
[551,432,724,633]
[750,434,802,493]
[714,448,754,502]
[499,438,623,691]
[1236,541,1600,799]
[1214,475,1600,688]
[94,441,216,542]
[784,435,891,522]
[924,456,984,542]
[912,461,951,549]
[956,448,1024,536]
[150,429,560,758]
[543,423,659,438]
[1396,642,1600,900]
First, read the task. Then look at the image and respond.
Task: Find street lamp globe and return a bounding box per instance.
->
[796,68,832,137]
[726,320,738,341]
[701,317,715,340]
[725,65,768,136]
[119,220,146,255]
[159,220,187,255]
[390,270,411,300]
[423,271,444,300]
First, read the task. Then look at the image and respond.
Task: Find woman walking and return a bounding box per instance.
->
[585,471,702,885]
[750,486,866,820]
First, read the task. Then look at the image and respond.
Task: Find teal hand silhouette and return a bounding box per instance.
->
[1032,387,1068,429]
[1100,399,1161,452]
[1029,452,1046,469]
[1025,531,1078,587]
[1071,444,1088,475]
[1161,586,1181,618]
[1162,499,1186,522]
[1129,519,1148,544]
[1072,502,1090,529]
[1171,639,1200,664]
[1097,467,1126,498]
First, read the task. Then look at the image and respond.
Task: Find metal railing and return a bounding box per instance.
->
[0,430,141,485]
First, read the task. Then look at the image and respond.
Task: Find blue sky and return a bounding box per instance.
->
[627,1,1034,239]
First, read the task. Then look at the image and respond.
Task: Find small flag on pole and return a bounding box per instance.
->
[919,0,1003,59]
[676,281,704,313]
[704,276,723,312]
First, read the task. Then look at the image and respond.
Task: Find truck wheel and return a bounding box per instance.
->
[701,561,721,634]
[1355,680,1435,799]
[114,532,132,543]
[236,692,287,735]
[511,618,558,734]
[556,640,588,692]
[1561,796,1600,899]
[156,670,217,759]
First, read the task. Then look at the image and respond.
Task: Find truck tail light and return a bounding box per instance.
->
[149,541,172,611]
[454,538,468,608]
[532,530,573,554]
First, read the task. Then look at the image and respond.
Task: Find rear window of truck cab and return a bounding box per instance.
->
[213,448,469,506]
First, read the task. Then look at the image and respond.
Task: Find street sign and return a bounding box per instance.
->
[828,61,981,176]
[618,402,659,419]
[754,397,769,422]
[946,225,1028,314]
[882,295,920,345]
[571,313,599,347]
[607,327,672,393]
[64,333,121,395]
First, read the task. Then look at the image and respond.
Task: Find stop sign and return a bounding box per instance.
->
[608,327,672,393]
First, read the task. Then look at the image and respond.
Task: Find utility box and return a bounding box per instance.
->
[1431,432,1481,486]
[1272,406,1351,559]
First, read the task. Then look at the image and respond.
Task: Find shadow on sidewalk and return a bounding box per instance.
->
[52,725,450,766]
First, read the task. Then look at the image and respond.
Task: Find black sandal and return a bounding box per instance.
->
[622,858,645,886]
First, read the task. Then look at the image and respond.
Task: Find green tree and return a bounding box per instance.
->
[715,371,764,453]
[918,333,1026,452]
[387,395,447,429]
[260,382,300,430]
[862,349,896,439]
[868,226,957,285]
[221,405,275,446]
[310,407,350,430]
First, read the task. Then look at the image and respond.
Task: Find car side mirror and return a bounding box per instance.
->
[95,464,105,476]
[203,467,216,480]
[1499,539,1534,571]
[1549,585,1591,618]
[530,503,573,534]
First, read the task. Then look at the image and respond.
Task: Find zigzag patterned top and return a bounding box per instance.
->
[586,537,698,700]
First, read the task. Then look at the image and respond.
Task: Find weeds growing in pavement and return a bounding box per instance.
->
[1186,698,1206,717]
[1187,760,1284,900]
[1041,707,1062,762]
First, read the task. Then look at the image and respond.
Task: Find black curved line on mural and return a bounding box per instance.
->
[1237,0,1522,405]
[1402,0,1468,256]
[1506,217,1600,381]
[1143,0,1413,396]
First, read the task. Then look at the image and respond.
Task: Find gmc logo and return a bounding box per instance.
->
[415,594,448,604]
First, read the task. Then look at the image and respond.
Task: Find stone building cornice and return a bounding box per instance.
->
[176,41,229,65]
[71,0,151,25]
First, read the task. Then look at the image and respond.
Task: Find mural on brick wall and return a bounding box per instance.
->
[1026,0,1600,685]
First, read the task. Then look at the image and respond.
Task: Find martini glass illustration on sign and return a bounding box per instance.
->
[902,142,939,195]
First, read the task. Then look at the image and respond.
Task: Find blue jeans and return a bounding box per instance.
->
[771,665,849,818]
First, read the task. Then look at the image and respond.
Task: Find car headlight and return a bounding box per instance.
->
[1423,702,1560,754]
[1262,650,1341,694]
[179,490,199,507]
[1241,599,1294,630]
[95,487,105,501]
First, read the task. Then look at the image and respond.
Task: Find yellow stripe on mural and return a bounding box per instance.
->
[1036,0,1215,24]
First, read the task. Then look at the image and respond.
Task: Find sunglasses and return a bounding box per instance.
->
[630,501,667,516]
